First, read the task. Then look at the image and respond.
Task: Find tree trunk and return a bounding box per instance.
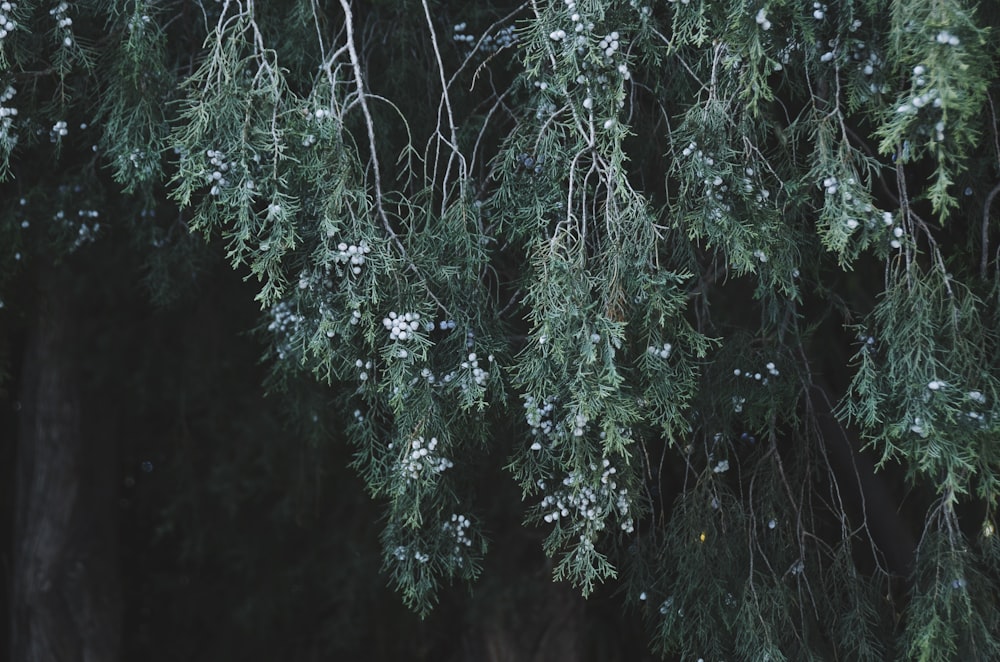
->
[11,266,121,662]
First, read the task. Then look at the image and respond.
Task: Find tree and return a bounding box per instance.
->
[2,0,1000,659]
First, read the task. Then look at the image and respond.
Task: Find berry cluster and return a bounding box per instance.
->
[452,21,516,55]
[627,0,652,18]
[897,66,942,117]
[382,311,421,341]
[755,8,772,31]
[515,152,544,175]
[353,358,372,382]
[392,545,430,564]
[118,147,158,179]
[820,172,899,244]
[452,21,474,44]
[204,149,231,196]
[0,2,16,41]
[50,1,73,47]
[460,352,489,387]
[301,107,332,147]
[646,342,672,359]
[267,301,304,361]
[733,361,780,384]
[442,514,473,556]
[965,390,990,426]
[539,459,634,533]
[267,301,303,334]
[935,30,961,46]
[127,12,152,34]
[72,209,101,251]
[524,394,557,447]
[396,436,454,483]
[332,241,371,275]
[0,84,17,147]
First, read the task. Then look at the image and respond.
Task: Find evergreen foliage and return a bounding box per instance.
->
[2,0,1000,658]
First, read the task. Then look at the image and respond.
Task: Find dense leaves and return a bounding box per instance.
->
[2,0,1000,659]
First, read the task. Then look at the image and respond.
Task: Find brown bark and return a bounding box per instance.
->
[11,267,121,662]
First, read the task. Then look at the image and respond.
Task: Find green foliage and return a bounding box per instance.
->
[877,0,992,217]
[97,1,173,190]
[3,0,1000,659]
[902,514,1000,661]
[845,268,1000,501]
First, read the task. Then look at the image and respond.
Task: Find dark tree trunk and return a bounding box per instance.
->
[11,266,121,662]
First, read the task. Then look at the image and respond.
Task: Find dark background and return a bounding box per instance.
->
[0,232,659,661]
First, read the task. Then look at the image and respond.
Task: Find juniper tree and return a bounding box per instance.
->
[3,0,1000,660]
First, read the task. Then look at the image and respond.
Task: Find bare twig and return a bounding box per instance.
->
[338,0,448,314]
